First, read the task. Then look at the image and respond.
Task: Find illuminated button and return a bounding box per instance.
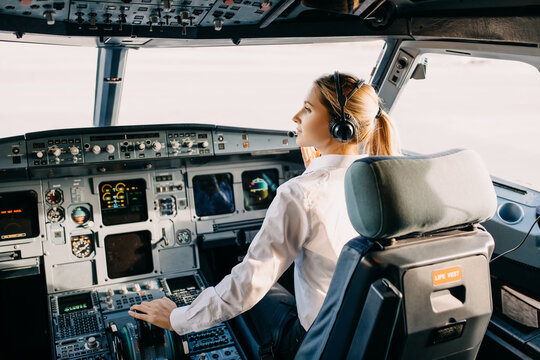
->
[243,142,249,148]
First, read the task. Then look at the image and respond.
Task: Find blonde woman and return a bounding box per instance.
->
[129,72,400,359]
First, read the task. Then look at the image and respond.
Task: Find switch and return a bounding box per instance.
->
[106,144,115,154]
[69,147,79,156]
[137,143,145,151]
[152,142,162,151]
[44,11,56,25]
[92,145,101,155]
[36,151,44,159]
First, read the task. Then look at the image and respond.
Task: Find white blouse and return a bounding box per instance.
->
[170,154,366,334]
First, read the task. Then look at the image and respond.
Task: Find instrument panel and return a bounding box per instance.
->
[0,125,303,360]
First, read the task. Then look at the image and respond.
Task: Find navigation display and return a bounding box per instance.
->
[242,169,279,211]
[192,173,235,217]
[105,231,153,279]
[58,292,93,314]
[99,179,148,226]
[0,190,39,241]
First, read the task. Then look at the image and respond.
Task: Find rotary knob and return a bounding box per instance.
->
[145,281,156,290]
[106,296,113,305]
[119,286,128,294]
[105,144,115,154]
[87,336,98,349]
[170,140,180,149]
[36,151,44,159]
[183,139,193,148]
[52,147,62,157]
[138,143,145,151]
[200,141,209,148]
[152,142,162,151]
[107,288,114,297]
[133,283,141,292]
[92,145,101,155]
[69,147,79,156]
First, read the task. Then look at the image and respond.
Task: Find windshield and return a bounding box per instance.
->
[118,41,384,132]
[0,42,97,137]
[391,53,540,191]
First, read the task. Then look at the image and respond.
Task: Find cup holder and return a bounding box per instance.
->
[497,202,525,225]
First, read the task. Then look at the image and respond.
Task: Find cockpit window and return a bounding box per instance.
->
[0,42,97,137]
[391,54,540,191]
[118,41,384,131]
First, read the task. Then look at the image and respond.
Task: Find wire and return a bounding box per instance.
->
[490,215,540,263]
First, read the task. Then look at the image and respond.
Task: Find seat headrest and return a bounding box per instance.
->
[344,149,497,240]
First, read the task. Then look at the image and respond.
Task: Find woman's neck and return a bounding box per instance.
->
[318,142,359,156]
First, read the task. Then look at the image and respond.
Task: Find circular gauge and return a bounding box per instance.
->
[176,229,192,245]
[71,206,91,225]
[115,182,126,192]
[71,235,93,258]
[47,206,65,223]
[45,189,63,205]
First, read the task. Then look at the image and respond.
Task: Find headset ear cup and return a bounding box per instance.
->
[329,115,356,143]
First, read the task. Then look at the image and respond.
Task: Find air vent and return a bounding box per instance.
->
[492,181,527,195]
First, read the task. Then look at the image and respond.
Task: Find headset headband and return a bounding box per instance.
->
[333,71,364,119]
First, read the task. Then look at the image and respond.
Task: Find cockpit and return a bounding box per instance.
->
[0,1,539,360]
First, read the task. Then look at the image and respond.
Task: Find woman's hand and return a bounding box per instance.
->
[300,146,321,168]
[128,297,177,331]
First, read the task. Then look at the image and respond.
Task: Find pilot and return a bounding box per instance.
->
[129,72,400,358]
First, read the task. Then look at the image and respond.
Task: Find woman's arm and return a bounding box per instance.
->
[131,181,310,335]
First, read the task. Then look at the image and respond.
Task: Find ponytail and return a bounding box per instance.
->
[365,110,400,156]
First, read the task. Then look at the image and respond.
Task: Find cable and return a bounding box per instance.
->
[490,215,540,263]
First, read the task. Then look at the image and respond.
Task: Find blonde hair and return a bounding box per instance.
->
[314,73,400,156]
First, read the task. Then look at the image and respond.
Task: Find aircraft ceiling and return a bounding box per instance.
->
[0,0,539,47]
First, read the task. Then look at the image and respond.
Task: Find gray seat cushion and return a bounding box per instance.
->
[344,149,497,240]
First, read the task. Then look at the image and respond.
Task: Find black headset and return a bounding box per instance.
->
[329,71,365,142]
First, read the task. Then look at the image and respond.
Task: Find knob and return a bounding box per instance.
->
[54,158,61,164]
[105,144,115,154]
[119,286,128,294]
[152,142,162,151]
[170,140,180,149]
[107,288,114,297]
[92,145,101,155]
[87,336,98,348]
[145,281,156,290]
[183,139,193,148]
[200,141,209,148]
[133,283,141,292]
[69,147,79,156]
[138,143,145,151]
[106,296,113,305]
[36,151,44,159]
[52,148,62,157]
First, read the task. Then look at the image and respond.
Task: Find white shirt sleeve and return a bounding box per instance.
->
[170,181,310,335]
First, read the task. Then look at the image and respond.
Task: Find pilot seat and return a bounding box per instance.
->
[235,148,498,360]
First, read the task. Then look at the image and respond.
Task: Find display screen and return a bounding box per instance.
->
[58,292,93,314]
[192,173,235,217]
[242,169,279,211]
[167,276,199,294]
[99,179,148,226]
[105,231,153,279]
[0,190,39,241]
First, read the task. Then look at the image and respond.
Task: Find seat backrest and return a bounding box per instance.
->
[295,149,497,360]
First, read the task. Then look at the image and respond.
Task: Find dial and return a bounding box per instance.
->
[71,235,93,258]
[71,206,91,225]
[45,189,63,205]
[176,229,192,245]
[47,206,65,223]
